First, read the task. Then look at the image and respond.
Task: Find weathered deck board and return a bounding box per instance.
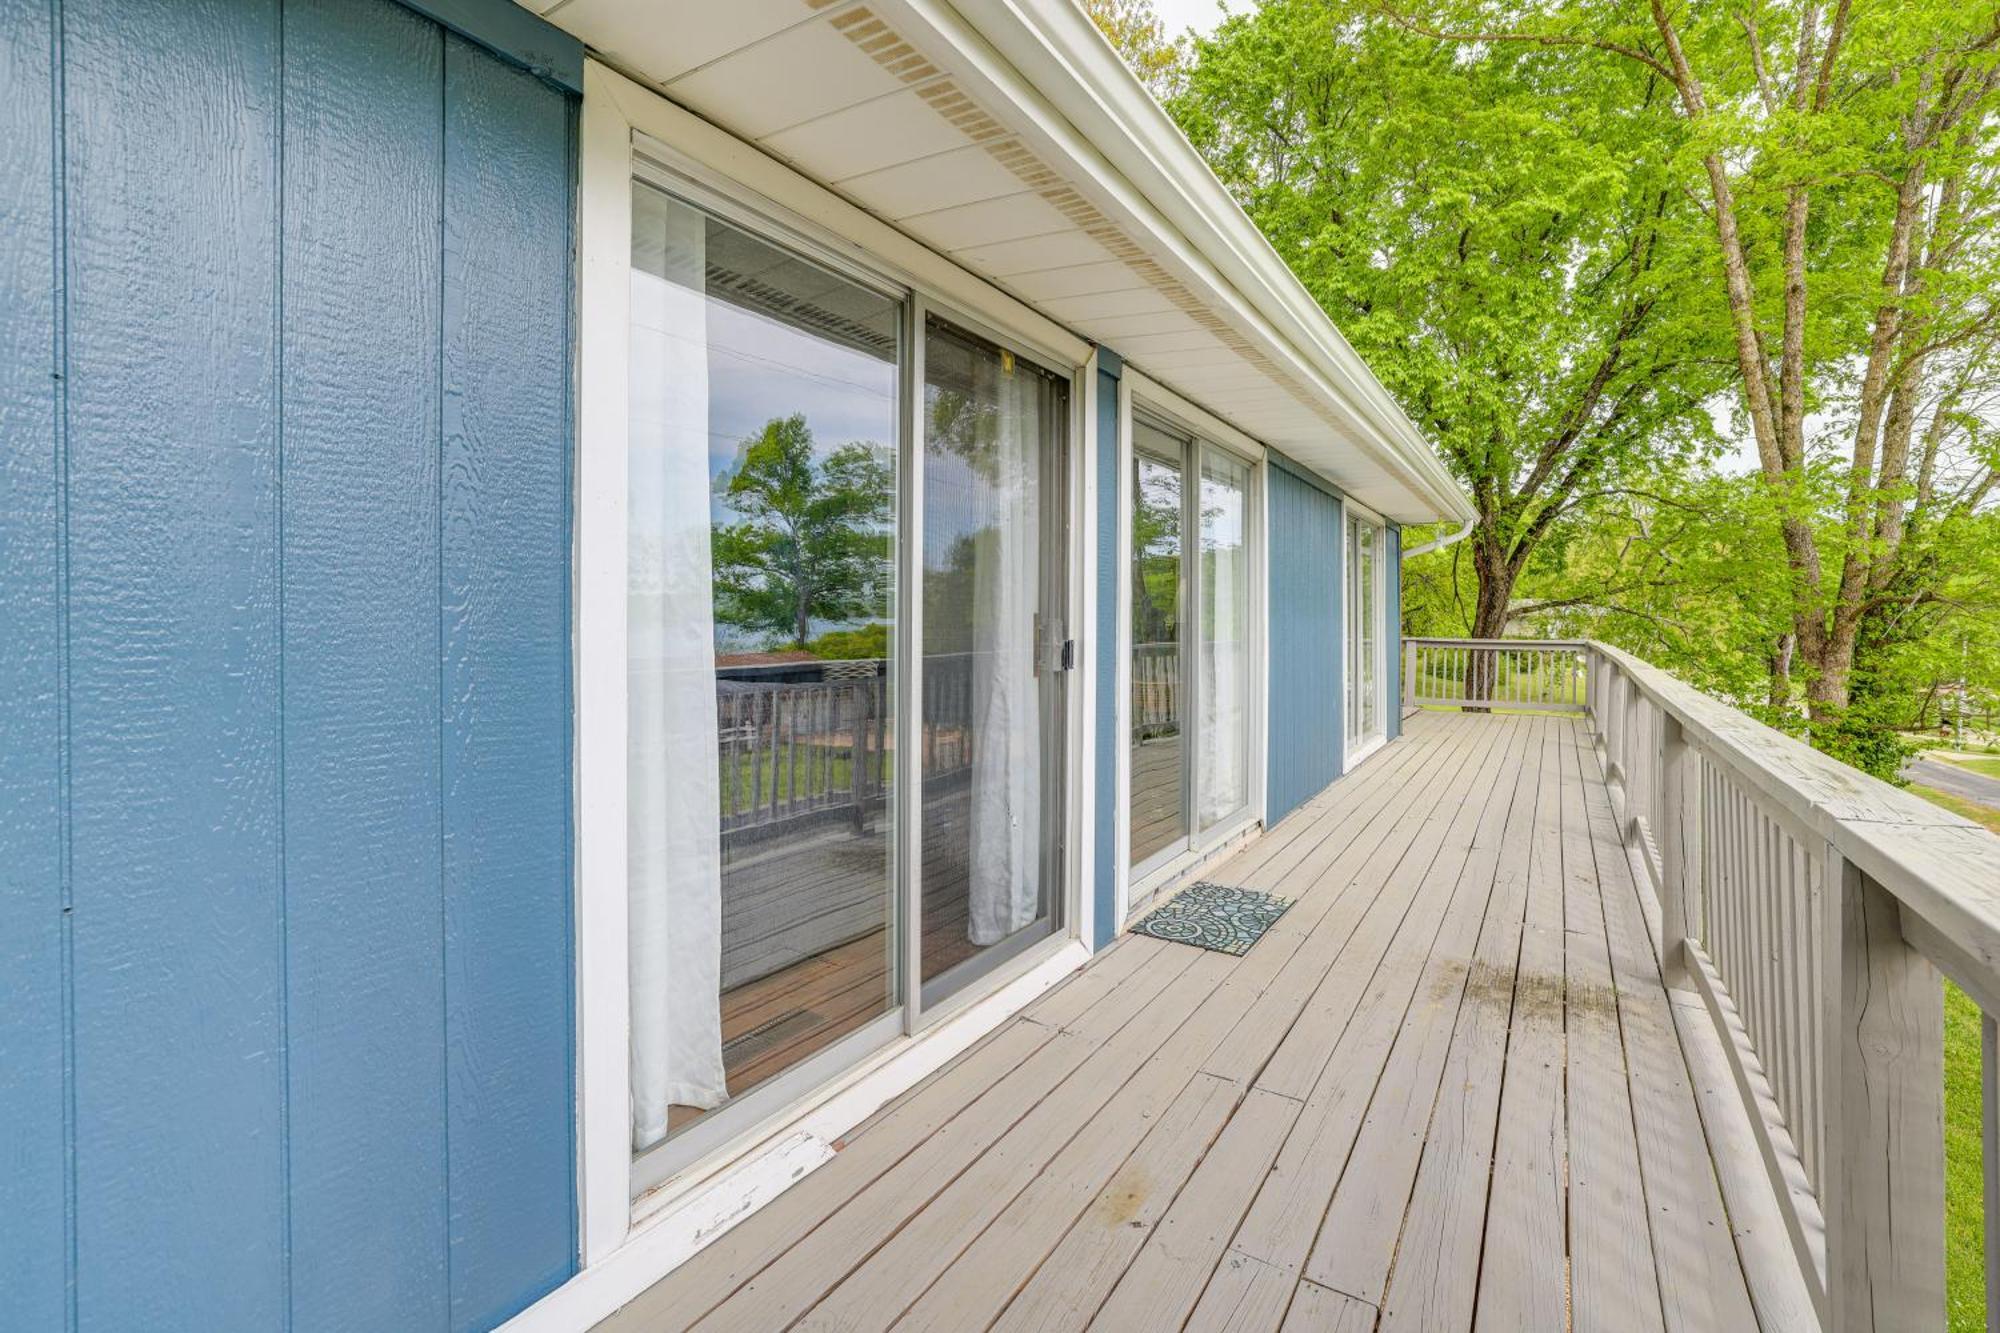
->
[598,713,1777,1333]
[1559,718,1667,1332]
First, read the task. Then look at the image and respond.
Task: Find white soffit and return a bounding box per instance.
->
[529,0,1474,525]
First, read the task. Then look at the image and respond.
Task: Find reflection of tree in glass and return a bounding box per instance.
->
[712,413,891,648]
[1133,465,1180,645]
[921,385,1002,657]
[926,387,997,476]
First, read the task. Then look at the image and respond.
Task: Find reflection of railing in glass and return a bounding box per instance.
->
[715,654,977,844]
[1132,641,1181,739]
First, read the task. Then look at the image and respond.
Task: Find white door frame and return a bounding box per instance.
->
[564,58,1097,1302]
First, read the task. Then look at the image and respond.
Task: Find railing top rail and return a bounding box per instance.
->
[1405,636,1589,649]
[1584,638,2000,999]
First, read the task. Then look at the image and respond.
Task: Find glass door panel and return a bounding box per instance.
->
[1361,523,1379,737]
[1345,514,1381,750]
[627,181,902,1154]
[1196,448,1252,832]
[918,316,1068,1003]
[1129,426,1187,867]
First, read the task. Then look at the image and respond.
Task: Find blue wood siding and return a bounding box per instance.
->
[1386,524,1403,740]
[0,1,67,1327]
[1265,453,1344,826]
[0,1,577,1327]
[1092,350,1122,948]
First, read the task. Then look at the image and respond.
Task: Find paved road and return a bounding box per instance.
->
[1904,755,2000,810]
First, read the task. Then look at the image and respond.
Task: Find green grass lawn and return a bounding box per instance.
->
[1911,782,1998,1331]
[720,748,892,813]
[1934,752,2000,781]
[1945,978,1986,1332]
[1915,783,2000,837]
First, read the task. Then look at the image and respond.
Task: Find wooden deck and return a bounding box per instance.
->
[604,711,1805,1332]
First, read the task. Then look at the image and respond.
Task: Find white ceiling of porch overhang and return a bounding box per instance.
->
[524,0,1474,525]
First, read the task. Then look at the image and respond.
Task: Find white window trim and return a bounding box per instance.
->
[562,57,1104,1316]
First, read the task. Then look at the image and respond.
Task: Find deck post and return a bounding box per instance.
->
[1820,846,1945,1333]
[1403,640,1416,714]
[1657,713,1689,988]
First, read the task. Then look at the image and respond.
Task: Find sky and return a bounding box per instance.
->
[1151,0,1234,39]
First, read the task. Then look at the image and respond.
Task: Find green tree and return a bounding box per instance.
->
[1393,0,2000,741]
[1173,0,1727,647]
[712,414,893,648]
[1083,0,1190,99]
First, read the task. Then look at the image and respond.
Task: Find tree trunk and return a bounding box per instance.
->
[1466,534,1516,711]
[1768,633,1795,712]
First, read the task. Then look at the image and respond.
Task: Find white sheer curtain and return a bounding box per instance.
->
[1198,452,1249,828]
[968,359,1042,945]
[628,193,726,1147]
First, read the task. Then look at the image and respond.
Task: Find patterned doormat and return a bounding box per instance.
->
[1132,882,1292,957]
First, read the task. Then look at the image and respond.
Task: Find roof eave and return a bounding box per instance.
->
[917,0,1476,526]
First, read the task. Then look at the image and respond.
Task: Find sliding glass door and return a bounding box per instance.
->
[918,317,1070,1007]
[1197,448,1252,832]
[1129,430,1186,866]
[1346,512,1382,752]
[623,176,1075,1176]
[627,181,903,1156]
[1128,414,1255,883]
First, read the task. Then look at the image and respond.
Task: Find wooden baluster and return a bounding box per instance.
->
[850,680,867,834]
[1658,713,1689,987]
[1820,847,1945,1332]
[749,692,764,822]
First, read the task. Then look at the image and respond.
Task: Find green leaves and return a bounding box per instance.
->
[1174,0,1727,632]
[712,414,894,647]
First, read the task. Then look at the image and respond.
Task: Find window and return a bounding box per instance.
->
[1127,412,1256,880]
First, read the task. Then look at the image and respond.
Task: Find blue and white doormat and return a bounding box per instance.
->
[1132,882,1292,956]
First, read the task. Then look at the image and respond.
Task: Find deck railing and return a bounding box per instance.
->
[1429,638,2000,1330]
[1403,637,1588,713]
[1132,640,1181,739]
[715,653,979,846]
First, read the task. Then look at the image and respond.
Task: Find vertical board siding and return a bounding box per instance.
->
[1,1,579,1327]
[62,1,289,1324]
[282,1,449,1325]
[1386,524,1402,740]
[440,35,577,1326]
[0,0,66,1326]
[1092,352,1122,949]
[1265,455,1343,826]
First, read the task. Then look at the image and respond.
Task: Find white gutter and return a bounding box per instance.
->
[938,0,1476,527]
[1403,519,1475,558]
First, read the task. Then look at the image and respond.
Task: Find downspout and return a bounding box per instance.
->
[1401,518,1473,558]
